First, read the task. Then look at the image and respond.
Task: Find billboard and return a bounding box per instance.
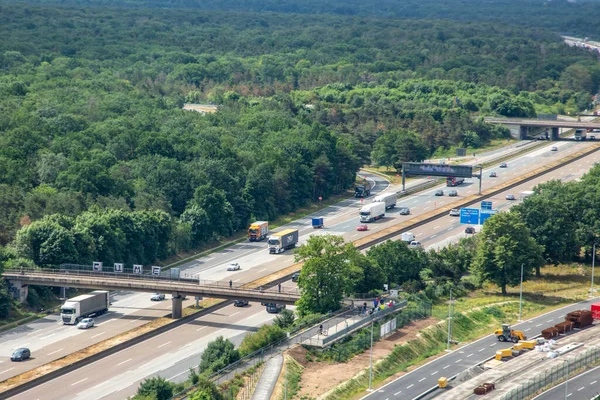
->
[403,163,473,178]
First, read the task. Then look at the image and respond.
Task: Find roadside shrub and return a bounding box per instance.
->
[274,309,295,329]
[238,324,286,357]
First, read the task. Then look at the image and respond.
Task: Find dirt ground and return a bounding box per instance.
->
[288,317,438,399]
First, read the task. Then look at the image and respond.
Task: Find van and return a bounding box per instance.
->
[401,232,415,243]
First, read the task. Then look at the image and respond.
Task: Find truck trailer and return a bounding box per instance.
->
[359,202,385,223]
[268,229,299,254]
[61,290,110,325]
[575,129,587,141]
[311,217,324,229]
[354,185,371,198]
[248,221,269,241]
[372,192,397,210]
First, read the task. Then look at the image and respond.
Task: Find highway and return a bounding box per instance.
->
[1,139,594,399]
[534,364,600,400]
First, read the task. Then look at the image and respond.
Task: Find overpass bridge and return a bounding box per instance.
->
[484,117,600,140]
[3,268,301,318]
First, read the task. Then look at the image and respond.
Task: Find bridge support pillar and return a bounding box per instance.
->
[171,294,183,319]
[551,127,560,140]
[519,125,529,140]
[6,280,28,303]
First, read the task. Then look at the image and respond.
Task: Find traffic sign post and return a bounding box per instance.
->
[460,208,480,225]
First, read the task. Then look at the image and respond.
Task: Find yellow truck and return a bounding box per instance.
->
[494,324,526,343]
[248,221,269,242]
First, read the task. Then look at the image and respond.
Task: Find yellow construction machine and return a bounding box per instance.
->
[494,324,526,343]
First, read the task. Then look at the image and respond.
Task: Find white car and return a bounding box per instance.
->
[409,241,422,249]
[151,293,165,301]
[77,318,94,329]
[449,209,460,217]
[227,263,241,271]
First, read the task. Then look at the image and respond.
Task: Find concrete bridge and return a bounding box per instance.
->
[3,268,301,318]
[484,117,600,140]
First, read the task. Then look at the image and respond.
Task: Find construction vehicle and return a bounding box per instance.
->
[494,324,526,343]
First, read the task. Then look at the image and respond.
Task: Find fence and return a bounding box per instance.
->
[500,346,600,400]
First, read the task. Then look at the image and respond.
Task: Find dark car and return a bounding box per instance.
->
[448,190,458,197]
[266,304,286,314]
[499,163,507,168]
[435,190,444,196]
[291,272,300,282]
[234,300,249,307]
[11,348,30,362]
[489,171,497,178]
[398,207,410,215]
[590,135,596,140]
[465,226,476,234]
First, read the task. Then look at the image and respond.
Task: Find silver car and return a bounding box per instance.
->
[449,209,460,217]
[77,318,95,329]
[506,194,516,200]
[227,263,241,271]
[151,293,165,301]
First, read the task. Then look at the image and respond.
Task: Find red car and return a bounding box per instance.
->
[356,224,368,231]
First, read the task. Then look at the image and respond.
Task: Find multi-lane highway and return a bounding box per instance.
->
[364,298,600,400]
[3,139,597,399]
[534,364,600,400]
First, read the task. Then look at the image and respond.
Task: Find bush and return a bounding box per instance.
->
[274,309,295,329]
[135,377,173,400]
[238,324,286,357]
[199,336,240,375]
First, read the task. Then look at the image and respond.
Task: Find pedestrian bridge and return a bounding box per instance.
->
[3,268,300,319]
[484,117,600,140]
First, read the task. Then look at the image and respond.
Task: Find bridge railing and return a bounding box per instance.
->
[3,267,301,296]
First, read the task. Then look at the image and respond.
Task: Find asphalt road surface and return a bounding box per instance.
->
[534,364,600,400]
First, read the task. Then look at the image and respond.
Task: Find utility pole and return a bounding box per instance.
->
[564,359,570,400]
[447,288,453,352]
[368,320,374,390]
[519,263,524,321]
[591,243,596,297]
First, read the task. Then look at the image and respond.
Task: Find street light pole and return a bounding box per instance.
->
[519,263,524,321]
[368,320,374,390]
[564,359,570,400]
[591,243,596,297]
[447,288,453,352]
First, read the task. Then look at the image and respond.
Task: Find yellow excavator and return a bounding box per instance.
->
[494,324,526,343]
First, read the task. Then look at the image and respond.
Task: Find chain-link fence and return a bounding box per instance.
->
[500,346,600,400]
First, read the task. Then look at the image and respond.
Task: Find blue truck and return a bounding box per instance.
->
[311,217,324,229]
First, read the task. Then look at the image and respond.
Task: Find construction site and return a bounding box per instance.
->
[434,305,600,399]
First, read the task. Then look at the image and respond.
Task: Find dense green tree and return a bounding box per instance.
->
[366,240,427,289]
[188,377,222,400]
[472,212,544,294]
[198,336,240,375]
[136,377,173,400]
[294,235,362,315]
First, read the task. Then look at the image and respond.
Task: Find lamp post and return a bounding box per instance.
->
[447,288,453,352]
[519,263,524,321]
[591,243,596,298]
[368,320,374,390]
[563,359,570,400]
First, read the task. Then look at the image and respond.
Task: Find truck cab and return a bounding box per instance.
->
[354,185,371,198]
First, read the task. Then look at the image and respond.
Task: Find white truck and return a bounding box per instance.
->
[359,202,385,223]
[401,232,415,243]
[372,192,397,210]
[60,290,110,325]
[520,191,534,199]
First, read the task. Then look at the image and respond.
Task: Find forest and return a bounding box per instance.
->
[0,0,599,303]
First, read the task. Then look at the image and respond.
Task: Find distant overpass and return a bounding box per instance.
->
[3,268,301,318]
[484,117,600,140]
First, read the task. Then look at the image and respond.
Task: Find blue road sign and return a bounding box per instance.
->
[460,208,480,225]
[481,201,493,210]
[479,209,498,224]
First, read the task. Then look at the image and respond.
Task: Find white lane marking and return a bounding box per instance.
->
[431,234,437,239]
[95,319,114,327]
[406,384,414,389]
[233,279,241,282]
[547,319,554,323]
[71,378,88,386]
[91,332,105,339]
[490,343,496,347]
[129,317,144,324]
[479,348,485,352]
[536,324,542,327]
[117,358,132,366]
[431,371,438,376]
[443,365,450,369]
[424,207,430,210]
[467,353,473,358]
[26,330,39,336]
[47,348,63,356]
[196,327,207,332]
[40,333,55,340]
[524,328,531,332]
[447,227,453,231]
[567,393,572,398]
[455,359,463,363]
[418,378,425,382]
[433,226,440,230]
[394,391,402,396]
[258,268,267,273]
[426,201,432,204]
[167,369,190,381]
[158,341,172,348]
[0,368,14,375]
[591,380,597,385]
[230,311,241,317]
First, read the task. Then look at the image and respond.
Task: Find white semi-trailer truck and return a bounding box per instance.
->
[60,290,110,324]
[372,192,397,210]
